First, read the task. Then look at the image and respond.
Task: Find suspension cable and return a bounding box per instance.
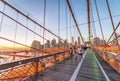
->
[1,0,65,48]
[25,16,28,51]
[66,0,84,44]
[58,0,60,37]
[101,22,120,53]
[66,3,68,43]
[52,14,120,31]
[94,0,105,44]
[70,14,72,43]
[86,0,91,45]
[0,3,5,32]
[108,22,120,44]
[73,23,75,42]
[109,34,120,45]
[43,0,46,49]
[106,0,120,53]
[58,0,61,48]
[0,11,48,41]
[90,1,97,38]
[14,12,18,51]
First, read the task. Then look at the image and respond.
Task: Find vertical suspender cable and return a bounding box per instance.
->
[58,0,60,37]
[14,12,18,51]
[13,12,18,61]
[66,0,84,44]
[73,21,75,45]
[94,0,105,44]
[33,24,35,40]
[90,1,97,38]
[66,3,68,47]
[43,0,46,51]
[25,17,28,51]
[70,14,72,44]
[86,0,91,46]
[33,23,35,52]
[58,0,60,48]
[90,13,93,40]
[0,4,5,32]
[106,0,120,53]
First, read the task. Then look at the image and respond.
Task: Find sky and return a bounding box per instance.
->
[0,0,120,47]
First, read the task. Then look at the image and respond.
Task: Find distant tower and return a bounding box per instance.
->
[93,37,100,46]
[51,39,57,48]
[100,39,106,45]
[45,40,50,48]
[75,41,77,47]
[30,40,40,57]
[78,37,80,46]
[72,37,74,45]
[31,40,40,49]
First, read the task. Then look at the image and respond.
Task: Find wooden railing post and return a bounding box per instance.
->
[35,58,39,77]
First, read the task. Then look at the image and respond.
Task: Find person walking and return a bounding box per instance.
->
[73,46,77,53]
[69,47,73,61]
[77,46,83,60]
[73,46,79,63]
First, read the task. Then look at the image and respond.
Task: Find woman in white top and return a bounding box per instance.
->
[77,46,83,59]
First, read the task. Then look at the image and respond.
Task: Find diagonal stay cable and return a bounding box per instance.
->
[1,0,65,42]
[66,0,84,44]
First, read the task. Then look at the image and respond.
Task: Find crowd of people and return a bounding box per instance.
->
[69,45,84,61]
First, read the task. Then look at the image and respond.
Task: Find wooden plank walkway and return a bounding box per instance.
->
[25,49,120,81]
[75,50,107,81]
[26,56,80,81]
[95,53,120,81]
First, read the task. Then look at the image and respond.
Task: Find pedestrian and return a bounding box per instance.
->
[73,46,77,53]
[69,47,73,60]
[73,46,78,61]
[77,46,83,59]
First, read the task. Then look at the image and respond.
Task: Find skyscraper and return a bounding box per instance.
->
[93,37,100,46]
[72,37,74,45]
[31,40,40,49]
[78,37,80,46]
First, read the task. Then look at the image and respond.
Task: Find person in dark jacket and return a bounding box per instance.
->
[69,47,73,60]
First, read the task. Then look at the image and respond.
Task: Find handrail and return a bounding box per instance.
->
[93,47,120,74]
[0,50,68,71]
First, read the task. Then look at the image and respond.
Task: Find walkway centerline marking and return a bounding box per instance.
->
[94,54,111,81]
[69,49,88,81]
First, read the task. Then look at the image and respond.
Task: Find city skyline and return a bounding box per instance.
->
[6,0,120,41]
[0,0,120,49]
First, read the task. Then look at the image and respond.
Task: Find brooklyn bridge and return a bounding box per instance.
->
[0,0,120,81]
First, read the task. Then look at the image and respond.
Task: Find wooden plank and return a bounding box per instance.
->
[25,56,80,81]
[95,54,120,81]
[25,49,120,81]
[76,50,107,81]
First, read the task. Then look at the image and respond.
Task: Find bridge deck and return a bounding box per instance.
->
[75,50,106,81]
[25,49,120,81]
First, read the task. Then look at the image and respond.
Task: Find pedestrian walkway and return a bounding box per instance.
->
[75,50,107,81]
[25,49,120,81]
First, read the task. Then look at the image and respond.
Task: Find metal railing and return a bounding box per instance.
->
[0,50,69,81]
[93,48,120,74]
